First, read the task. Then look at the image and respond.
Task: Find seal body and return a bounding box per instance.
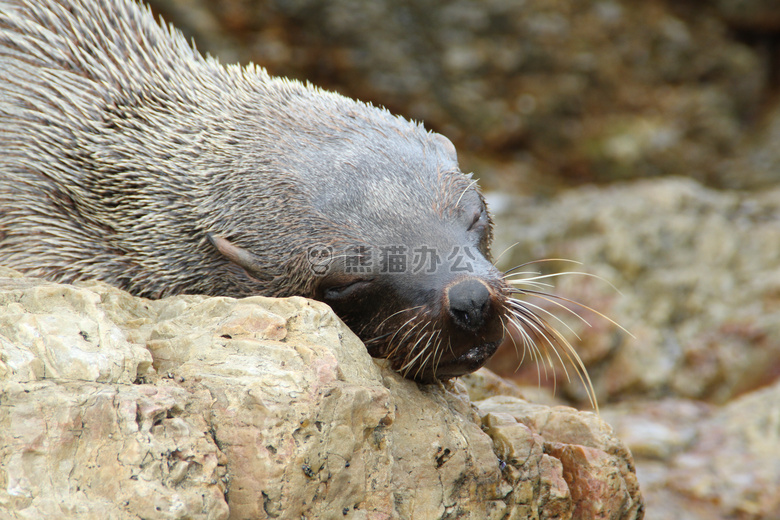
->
[0,0,509,382]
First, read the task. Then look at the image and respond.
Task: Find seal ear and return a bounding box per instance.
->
[432,133,458,163]
[207,234,272,282]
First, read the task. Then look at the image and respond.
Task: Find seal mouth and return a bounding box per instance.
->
[366,295,507,383]
[407,338,503,383]
[336,272,509,384]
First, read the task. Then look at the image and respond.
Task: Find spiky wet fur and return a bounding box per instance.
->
[0,0,462,299]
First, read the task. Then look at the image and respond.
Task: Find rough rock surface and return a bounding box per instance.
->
[603,380,780,519]
[487,177,780,406]
[0,268,643,519]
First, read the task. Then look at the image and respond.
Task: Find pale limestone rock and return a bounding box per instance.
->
[0,269,643,519]
[461,368,567,407]
[0,381,229,520]
[0,275,153,384]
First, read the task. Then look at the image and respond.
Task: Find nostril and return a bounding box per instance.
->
[447,278,491,332]
[451,308,471,327]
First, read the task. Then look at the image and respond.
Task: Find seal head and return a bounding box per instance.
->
[0,0,511,383]
[207,122,508,383]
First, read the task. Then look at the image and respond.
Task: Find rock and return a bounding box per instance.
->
[0,273,154,384]
[487,177,780,405]
[460,367,568,408]
[667,382,780,518]
[0,381,229,520]
[721,97,780,188]
[602,380,780,519]
[715,0,780,30]
[0,269,643,519]
[478,397,643,520]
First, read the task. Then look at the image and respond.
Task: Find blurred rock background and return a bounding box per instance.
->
[146,0,780,518]
[148,0,780,191]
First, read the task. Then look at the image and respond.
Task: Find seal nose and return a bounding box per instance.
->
[447,278,491,332]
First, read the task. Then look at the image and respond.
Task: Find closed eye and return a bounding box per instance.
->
[467,208,488,232]
[322,279,373,301]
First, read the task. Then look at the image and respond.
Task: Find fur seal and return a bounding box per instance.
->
[0,0,596,399]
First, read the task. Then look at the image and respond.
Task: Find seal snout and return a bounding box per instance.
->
[447,278,491,332]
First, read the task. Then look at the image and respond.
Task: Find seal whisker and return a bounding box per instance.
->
[514,289,633,338]
[492,241,521,266]
[506,306,599,412]
[502,270,543,280]
[505,313,546,388]
[363,331,394,346]
[375,305,425,332]
[500,265,632,409]
[432,330,445,376]
[401,330,433,377]
[390,317,429,366]
[508,310,567,397]
[379,315,421,356]
[503,276,554,291]
[392,317,425,351]
[412,342,437,380]
[503,258,583,276]
[506,308,556,381]
[508,271,623,295]
[542,321,599,412]
[508,296,588,337]
[455,179,479,207]
[500,316,525,365]
[417,326,439,378]
[423,329,441,373]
